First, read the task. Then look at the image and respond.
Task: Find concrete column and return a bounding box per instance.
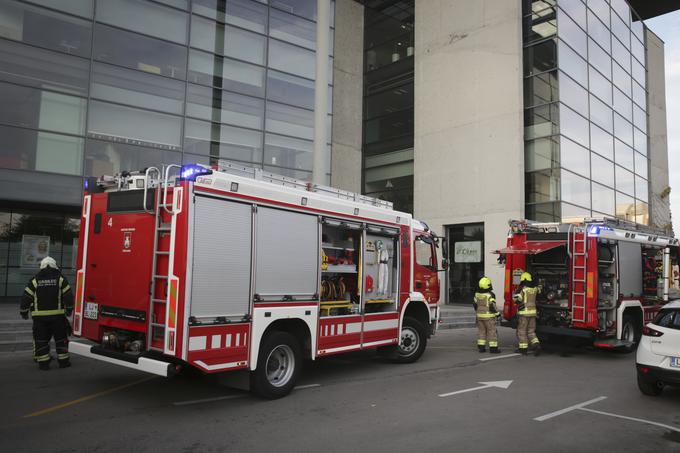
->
[645,29,672,233]
[330,0,364,193]
[313,0,331,185]
[413,0,524,305]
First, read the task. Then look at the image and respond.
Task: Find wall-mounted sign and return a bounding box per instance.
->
[454,241,482,263]
[21,235,50,268]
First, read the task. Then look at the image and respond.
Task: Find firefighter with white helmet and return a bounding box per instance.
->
[20,256,73,370]
[513,271,540,355]
[474,277,501,353]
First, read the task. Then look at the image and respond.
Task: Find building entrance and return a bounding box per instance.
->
[446,223,484,304]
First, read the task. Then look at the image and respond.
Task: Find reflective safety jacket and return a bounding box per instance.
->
[517,286,538,316]
[473,292,498,319]
[20,267,73,317]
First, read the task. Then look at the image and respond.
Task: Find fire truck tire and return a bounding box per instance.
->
[637,371,662,396]
[250,331,301,399]
[389,316,427,363]
[621,314,641,353]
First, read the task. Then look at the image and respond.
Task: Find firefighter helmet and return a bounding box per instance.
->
[520,272,532,283]
[40,256,58,270]
[478,277,492,290]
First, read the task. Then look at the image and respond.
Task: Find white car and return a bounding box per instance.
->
[636,300,680,396]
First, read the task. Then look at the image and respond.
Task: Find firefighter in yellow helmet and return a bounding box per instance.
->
[513,271,540,355]
[473,277,501,353]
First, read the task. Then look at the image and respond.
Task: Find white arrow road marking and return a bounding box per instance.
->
[438,380,513,398]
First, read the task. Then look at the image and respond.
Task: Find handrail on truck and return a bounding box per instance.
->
[143,167,160,214]
[162,164,181,215]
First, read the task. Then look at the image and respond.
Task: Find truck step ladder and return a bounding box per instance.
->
[570,225,588,323]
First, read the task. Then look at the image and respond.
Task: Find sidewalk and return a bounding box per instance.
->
[0,302,33,353]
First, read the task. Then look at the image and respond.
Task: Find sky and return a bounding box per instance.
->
[645,11,680,234]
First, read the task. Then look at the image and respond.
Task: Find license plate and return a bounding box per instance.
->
[84,302,98,320]
[671,357,680,368]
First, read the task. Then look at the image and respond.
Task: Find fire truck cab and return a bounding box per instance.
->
[68,163,444,398]
[496,219,680,351]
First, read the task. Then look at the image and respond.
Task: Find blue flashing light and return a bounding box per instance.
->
[179,164,212,181]
[84,179,89,190]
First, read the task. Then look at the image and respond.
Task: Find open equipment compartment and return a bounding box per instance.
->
[320,218,361,316]
[363,225,399,313]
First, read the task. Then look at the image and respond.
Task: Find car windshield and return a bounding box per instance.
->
[653,309,679,329]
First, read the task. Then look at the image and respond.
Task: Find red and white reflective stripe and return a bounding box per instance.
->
[73,195,91,336]
[194,360,247,371]
[188,332,249,351]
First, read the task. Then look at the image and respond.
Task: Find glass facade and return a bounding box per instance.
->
[362,0,414,213]
[523,0,650,225]
[0,0,335,297]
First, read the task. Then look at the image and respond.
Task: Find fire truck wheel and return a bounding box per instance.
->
[250,331,301,399]
[621,314,641,353]
[393,316,427,363]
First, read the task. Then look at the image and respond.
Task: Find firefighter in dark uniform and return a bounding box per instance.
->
[513,272,540,356]
[473,277,501,353]
[20,257,73,370]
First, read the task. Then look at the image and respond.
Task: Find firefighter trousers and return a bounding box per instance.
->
[33,315,69,364]
[476,319,498,348]
[517,315,539,350]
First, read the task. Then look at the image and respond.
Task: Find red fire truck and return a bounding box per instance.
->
[496,219,680,351]
[68,163,444,398]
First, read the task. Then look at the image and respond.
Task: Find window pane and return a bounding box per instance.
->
[631,19,645,43]
[591,152,614,187]
[526,201,560,222]
[633,103,647,133]
[270,9,315,49]
[614,139,634,171]
[587,9,610,53]
[632,81,645,108]
[267,70,315,110]
[558,40,587,86]
[526,169,560,203]
[84,138,180,177]
[94,24,187,80]
[614,113,633,147]
[590,123,613,160]
[524,71,558,107]
[558,9,586,55]
[0,81,85,135]
[590,95,613,132]
[634,127,647,155]
[191,16,266,65]
[632,55,645,85]
[183,118,263,163]
[96,0,188,44]
[525,136,559,171]
[560,104,588,146]
[616,191,635,221]
[635,175,648,202]
[611,0,631,25]
[561,169,590,208]
[525,104,559,140]
[588,0,610,27]
[562,202,591,223]
[87,100,182,148]
[523,5,556,44]
[264,165,312,181]
[186,84,264,129]
[0,40,89,96]
[271,0,317,21]
[559,1,586,27]
[525,39,557,76]
[589,65,612,104]
[29,0,93,17]
[265,101,313,140]
[635,152,648,177]
[615,165,634,196]
[592,182,615,215]
[264,133,313,170]
[188,49,265,97]
[613,87,632,122]
[560,71,588,113]
[91,63,185,115]
[613,62,632,96]
[0,1,92,57]
[224,0,267,34]
[0,124,83,175]
[634,200,648,225]
[612,35,630,73]
[268,39,315,79]
[588,38,611,79]
[611,10,629,48]
[560,135,589,177]
[632,36,645,65]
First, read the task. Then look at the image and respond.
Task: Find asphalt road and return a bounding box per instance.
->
[1,327,679,453]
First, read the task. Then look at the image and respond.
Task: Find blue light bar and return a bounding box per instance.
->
[179,164,212,181]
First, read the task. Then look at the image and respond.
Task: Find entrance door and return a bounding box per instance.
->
[446,223,484,304]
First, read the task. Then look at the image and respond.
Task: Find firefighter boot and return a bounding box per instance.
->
[478,345,486,353]
[514,347,528,355]
[490,346,501,354]
[531,344,541,357]
[58,359,71,368]
[38,360,50,371]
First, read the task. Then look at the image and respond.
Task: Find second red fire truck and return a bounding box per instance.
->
[68,163,444,398]
[496,219,680,351]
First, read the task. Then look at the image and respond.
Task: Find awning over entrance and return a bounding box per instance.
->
[493,241,565,255]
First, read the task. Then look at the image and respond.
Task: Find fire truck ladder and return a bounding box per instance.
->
[569,225,588,323]
[145,166,175,352]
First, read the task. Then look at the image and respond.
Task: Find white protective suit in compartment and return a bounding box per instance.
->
[377,242,390,296]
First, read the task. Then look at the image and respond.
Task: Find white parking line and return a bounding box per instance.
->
[479,353,521,362]
[534,396,608,421]
[579,407,680,433]
[173,394,247,406]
